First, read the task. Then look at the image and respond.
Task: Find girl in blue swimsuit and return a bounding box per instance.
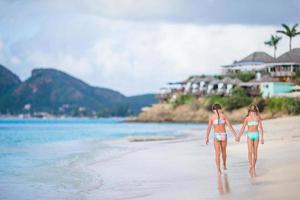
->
[205,104,238,175]
[238,104,264,177]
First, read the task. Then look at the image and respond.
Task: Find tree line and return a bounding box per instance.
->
[264,23,300,58]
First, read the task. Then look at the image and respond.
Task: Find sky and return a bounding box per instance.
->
[0,0,300,96]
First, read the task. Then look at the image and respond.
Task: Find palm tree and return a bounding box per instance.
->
[277,23,300,51]
[264,35,282,58]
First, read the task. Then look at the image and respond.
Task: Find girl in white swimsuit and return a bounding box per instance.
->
[238,104,264,177]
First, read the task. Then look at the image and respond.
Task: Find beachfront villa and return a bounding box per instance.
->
[157,72,300,101]
[239,75,283,97]
[268,48,300,79]
[222,51,275,75]
[222,48,300,80]
[157,76,242,102]
[157,49,300,102]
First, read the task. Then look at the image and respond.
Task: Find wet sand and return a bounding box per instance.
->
[88,116,300,200]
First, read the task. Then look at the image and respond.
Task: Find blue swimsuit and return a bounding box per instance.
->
[247,120,259,140]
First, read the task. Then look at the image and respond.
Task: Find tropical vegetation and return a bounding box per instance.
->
[264,34,282,58]
[206,87,252,111]
[265,97,300,115]
[230,71,256,82]
[277,23,300,51]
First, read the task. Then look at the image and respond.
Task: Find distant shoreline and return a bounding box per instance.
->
[0,116,125,120]
[0,116,207,125]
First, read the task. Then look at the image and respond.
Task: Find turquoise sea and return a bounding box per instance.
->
[0,118,205,199]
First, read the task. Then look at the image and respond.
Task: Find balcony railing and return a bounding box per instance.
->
[270,71,295,77]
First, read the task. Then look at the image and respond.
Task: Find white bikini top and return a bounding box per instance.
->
[213,118,226,125]
[248,120,258,126]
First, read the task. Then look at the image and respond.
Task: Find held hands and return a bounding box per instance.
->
[235,134,240,142]
[234,132,241,142]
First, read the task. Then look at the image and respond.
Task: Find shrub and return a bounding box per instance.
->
[266,97,300,115]
[295,71,300,77]
[230,71,256,82]
[205,88,252,111]
[171,94,196,107]
[292,71,300,80]
[231,87,248,96]
[205,95,226,110]
[214,75,224,80]
[252,97,266,112]
[224,87,252,110]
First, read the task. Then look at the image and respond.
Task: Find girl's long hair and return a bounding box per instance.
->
[212,103,222,124]
[246,104,259,118]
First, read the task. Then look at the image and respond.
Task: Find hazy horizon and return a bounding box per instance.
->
[1,0,300,96]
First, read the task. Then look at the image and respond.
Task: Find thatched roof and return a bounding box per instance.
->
[202,76,217,82]
[168,75,210,85]
[276,48,300,63]
[184,75,216,84]
[237,52,275,64]
[220,77,241,84]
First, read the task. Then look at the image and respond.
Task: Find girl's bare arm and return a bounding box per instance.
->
[205,117,213,144]
[258,117,264,144]
[225,116,237,137]
[239,118,248,137]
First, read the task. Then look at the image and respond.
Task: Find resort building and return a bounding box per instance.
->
[157,76,242,102]
[222,51,275,75]
[239,75,277,97]
[267,48,300,80]
[180,76,241,96]
[157,48,300,102]
[260,82,295,98]
[222,48,300,80]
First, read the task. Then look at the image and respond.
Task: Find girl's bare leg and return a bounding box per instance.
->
[221,140,227,170]
[223,173,230,193]
[217,174,224,195]
[214,140,221,175]
[247,139,254,176]
[252,139,259,176]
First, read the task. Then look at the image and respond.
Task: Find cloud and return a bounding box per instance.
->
[0,1,300,95]
[6,18,300,95]
[1,0,299,25]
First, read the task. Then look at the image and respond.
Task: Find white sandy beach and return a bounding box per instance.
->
[86,116,300,200]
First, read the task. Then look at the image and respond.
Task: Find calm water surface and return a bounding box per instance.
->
[0,118,205,199]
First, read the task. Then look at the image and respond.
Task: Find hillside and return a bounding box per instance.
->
[127,93,300,123]
[0,65,21,95]
[126,101,276,123]
[126,94,157,115]
[0,65,22,113]
[0,65,155,117]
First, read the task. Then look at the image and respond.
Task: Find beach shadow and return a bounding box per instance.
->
[217,173,231,195]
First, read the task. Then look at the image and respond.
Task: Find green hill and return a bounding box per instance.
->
[0,65,156,117]
[126,94,157,115]
[0,64,21,95]
[0,65,22,113]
